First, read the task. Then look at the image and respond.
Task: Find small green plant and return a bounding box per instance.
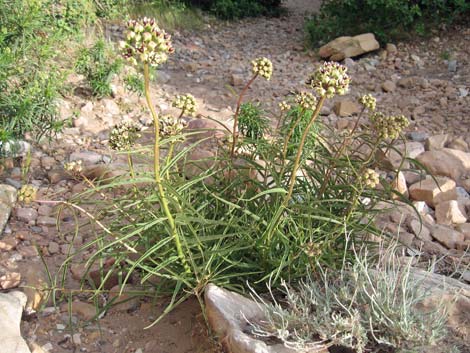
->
[249,244,448,352]
[184,0,283,19]
[75,39,122,98]
[238,102,269,140]
[124,72,144,95]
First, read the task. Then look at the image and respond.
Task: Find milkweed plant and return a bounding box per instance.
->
[55,17,424,342]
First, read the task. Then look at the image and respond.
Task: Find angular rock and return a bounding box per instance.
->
[333,99,361,117]
[36,216,56,227]
[407,131,429,142]
[420,240,449,255]
[385,43,397,54]
[381,80,396,92]
[409,176,457,207]
[102,99,120,115]
[69,151,104,165]
[448,137,469,152]
[408,218,432,241]
[398,231,415,246]
[319,33,380,61]
[425,134,448,150]
[391,171,408,198]
[205,284,327,353]
[0,291,31,353]
[416,148,470,184]
[412,269,470,339]
[108,285,140,313]
[431,224,465,249]
[435,200,467,225]
[0,184,17,235]
[16,207,38,223]
[230,74,245,86]
[69,301,97,321]
[0,272,21,289]
[456,223,470,239]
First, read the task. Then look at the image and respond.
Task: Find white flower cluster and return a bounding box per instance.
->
[279,101,291,112]
[160,115,187,138]
[120,17,174,67]
[361,169,380,188]
[64,160,83,175]
[172,94,197,116]
[295,91,317,110]
[307,62,350,98]
[251,57,273,80]
[18,185,37,204]
[359,94,376,111]
[370,112,409,139]
[109,121,142,151]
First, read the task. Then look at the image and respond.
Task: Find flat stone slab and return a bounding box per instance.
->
[204,284,328,353]
[0,291,31,353]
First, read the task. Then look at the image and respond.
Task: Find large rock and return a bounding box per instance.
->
[425,134,448,151]
[435,200,467,225]
[319,33,380,61]
[409,176,457,207]
[416,148,470,186]
[333,99,361,117]
[0,291,31,353]
[431,224,465,249]
[205,284,327,353]
[411,269,470,340]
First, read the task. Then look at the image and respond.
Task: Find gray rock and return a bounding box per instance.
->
[0,140,31,158]
[448,60,457,72]
[69,151,104,165]
[0,291,31,353]
[0,184,17,235]
[431,224,464,249]
[5,178,22,189]
[407,131,429,142]
[16,208,38,223]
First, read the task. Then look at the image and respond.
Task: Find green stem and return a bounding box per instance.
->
[230,73,258,158]
[318,107,365,197]
[165,142,175,180]
[284,96,325,206]
[127,152,135,179]
[143,63,189,273]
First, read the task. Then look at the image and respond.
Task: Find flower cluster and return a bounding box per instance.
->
[251,57,273,80]
[360,169,380,188]
[160,115,187,138]
[18,185,37,204]
[307,62,350,98]
[304,241,322,257]
[172,94,197,116]
[295,91,317,110]
[109,121,142,151]
[64,160,83,175]
[370,113,409,139]
[359,94,376,111]
[279,101,291,112]
[120,17,174,67]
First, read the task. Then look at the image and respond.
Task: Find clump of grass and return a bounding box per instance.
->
[128,1,204,31]
[75,39,122,98]
[248,242,448,353]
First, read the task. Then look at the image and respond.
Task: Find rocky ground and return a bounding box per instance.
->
[0,0,470,352]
